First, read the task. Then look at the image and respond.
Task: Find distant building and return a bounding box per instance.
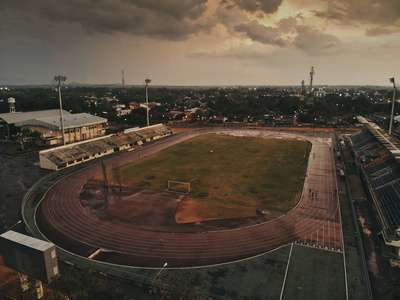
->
[129,101,140,109]
[14,113,107,146]
[0,109,71,140]
[314,88,326,98]
[118,109,132,116]
[112,103,126,110]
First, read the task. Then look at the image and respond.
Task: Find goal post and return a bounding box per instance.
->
[165,180,191,195]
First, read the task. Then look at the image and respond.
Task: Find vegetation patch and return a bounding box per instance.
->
[102,134,311,222]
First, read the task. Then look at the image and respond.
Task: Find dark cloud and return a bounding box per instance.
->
[233,17,341,56]
[292,25,341,56]
[365,26,398,37]
[125,0,208,20]
[234,20,286,46]
[314,0,400,34]
[277,16,298,34]
[0,0,209,41]
[216,3,252,37]
[232,0,283,14]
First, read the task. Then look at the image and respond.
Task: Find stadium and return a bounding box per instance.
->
[21,125,357,298]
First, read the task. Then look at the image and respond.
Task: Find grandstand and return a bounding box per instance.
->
[39,124,173,170]
[347,116,400,255]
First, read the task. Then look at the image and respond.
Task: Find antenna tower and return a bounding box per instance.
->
[301,80,305,96]
[309,66,315,96]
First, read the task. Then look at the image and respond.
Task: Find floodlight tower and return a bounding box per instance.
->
[145,78,151,127]
[389,77,396,135]
[54,75,67,145]
[122,70,126,94]
[309,66,315,96]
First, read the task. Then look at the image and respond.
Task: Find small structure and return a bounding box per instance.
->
[8,97,16,113]
[0,231,58,284]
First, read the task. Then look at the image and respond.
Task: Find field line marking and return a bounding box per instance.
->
[280,242,294,300]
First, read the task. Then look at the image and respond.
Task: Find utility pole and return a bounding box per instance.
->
[145,79,151,127]
[54,75,67,145]
[389,77,396,135]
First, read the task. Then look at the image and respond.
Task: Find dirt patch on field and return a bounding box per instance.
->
[107,198,153,218]
[175,197,259,224]
[79,178,277,232]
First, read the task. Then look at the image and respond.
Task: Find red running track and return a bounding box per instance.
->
[35,130,343,268]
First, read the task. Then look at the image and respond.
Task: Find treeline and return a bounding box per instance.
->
[0,86,395,128]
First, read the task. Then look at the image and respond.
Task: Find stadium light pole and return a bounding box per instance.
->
[145,79,151,127]
[389,77,396,135]
[153,262,168,280]
[7,220,22,231]
[54,75,67,145]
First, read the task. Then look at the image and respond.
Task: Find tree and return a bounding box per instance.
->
[17,128,42,149]
[50,267,124,300]
[151,271,208,300]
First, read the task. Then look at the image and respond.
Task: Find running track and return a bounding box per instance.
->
[36,130,343,268]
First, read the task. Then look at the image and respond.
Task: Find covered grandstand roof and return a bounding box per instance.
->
[14,113,107,130]
[348,121,400,232]
[0,109,71,124]
[40,124,172,166]
[356,116,400,161]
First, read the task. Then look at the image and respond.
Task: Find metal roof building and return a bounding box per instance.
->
[0,109,71,125]
[14,113,106,130]
[8,112,108,146]
[0,109,72,140]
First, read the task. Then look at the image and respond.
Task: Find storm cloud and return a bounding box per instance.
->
[0,0,398,86]
[232,15,341,56]
[0,0,209,40]
[292,25,341,56]
[313,0,400,35]
[234,20,286,46]
[232,0,283,14]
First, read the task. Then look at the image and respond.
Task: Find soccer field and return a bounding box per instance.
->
[106,134,311,222]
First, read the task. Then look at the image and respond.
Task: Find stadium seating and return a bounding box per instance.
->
[350,127,400,230]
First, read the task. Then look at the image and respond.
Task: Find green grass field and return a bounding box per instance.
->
[281,245,346,299]
[105,134,311,221]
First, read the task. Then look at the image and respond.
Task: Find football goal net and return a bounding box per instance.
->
[165,180,191,195]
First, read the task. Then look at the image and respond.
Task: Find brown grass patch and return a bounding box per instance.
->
[175,197,258,224]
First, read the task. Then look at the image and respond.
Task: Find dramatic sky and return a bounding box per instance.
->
[1,0,399,86]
